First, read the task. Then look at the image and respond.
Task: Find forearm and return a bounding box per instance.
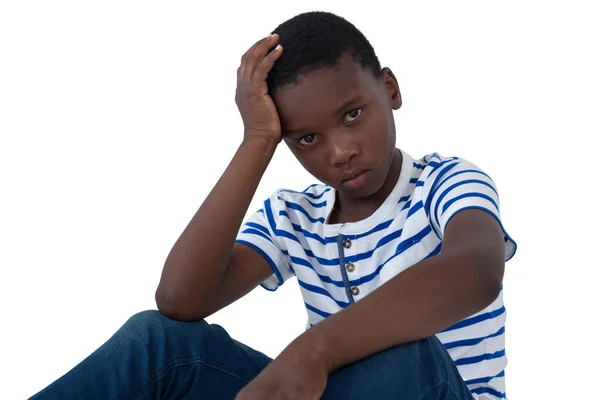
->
[156,136,277,317]
[288,251,501,373]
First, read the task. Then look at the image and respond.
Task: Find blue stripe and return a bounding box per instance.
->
[353,219,395,240]
[279,212,396,245]
[424,242,442,259]
[415,180,424,187]
[284,217,337,244]
[434,178,498,217]
[265,199,304,245]
[426,158,460,184]
[424,161,461,215]
[464,370,505,386]
[344,226,432,287]
[307,200,327,208]
[434,180,499,229]
[441,192,499,215]
[397,194,410,204]
[414,162,426,170]
[305,302,332,318]
[443,326,505,349]
[407,200,423,218]
[302,183,318,192]
[285,226,431,288]
[442,305,505,332]
[281,201,326,223]
[442,179,498,204]
[235,240,285,286]
[241,228,274,244]
[278,195,327,208]
[300,248,340,266]
[455,349,505,366]
[284,252,345,287]
[278,187,331,200]
[409,177,418,184]
[395,225,431,253]
[428,168,492,219]
[298,280,351,308]
[246,222,270,236]
[436,169,493,197]
[344,227,405,264]
[470,386,506,398]
[268,218,409,268]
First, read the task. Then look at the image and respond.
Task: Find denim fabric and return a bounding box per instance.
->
[30,310,474,400]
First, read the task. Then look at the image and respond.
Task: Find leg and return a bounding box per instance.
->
[322,335,473,400]
[29,310,273,400]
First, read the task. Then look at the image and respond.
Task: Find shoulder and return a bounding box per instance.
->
[416,152,493,190]
[261,183,332,223]
[269,183,332,209]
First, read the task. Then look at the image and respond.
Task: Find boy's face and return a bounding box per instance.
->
[273,53,402,199]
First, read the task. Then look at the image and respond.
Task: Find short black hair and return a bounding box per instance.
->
[267,11,382,98]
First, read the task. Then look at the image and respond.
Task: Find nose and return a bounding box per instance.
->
[327,133,360,166]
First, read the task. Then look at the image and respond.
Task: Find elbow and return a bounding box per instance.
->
[154,287,182,320]
[155,286,207,322]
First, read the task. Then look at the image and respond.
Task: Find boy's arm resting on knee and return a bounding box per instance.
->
[187,242,274,320]
[155,137,278,322]
[155,33,285,322]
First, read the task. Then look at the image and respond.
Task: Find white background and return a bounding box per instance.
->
[1,1,598,398]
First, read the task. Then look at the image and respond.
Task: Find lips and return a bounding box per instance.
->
[341,168,369,183]
[341,169,371,189]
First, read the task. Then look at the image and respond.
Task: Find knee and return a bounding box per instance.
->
[125,309,170,327]
[120,309,210,340]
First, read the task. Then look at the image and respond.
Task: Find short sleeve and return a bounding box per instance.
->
[235,199,295,291]
[423,156,517,261]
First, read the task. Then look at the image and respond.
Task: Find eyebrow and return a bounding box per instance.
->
[283,95,363,135]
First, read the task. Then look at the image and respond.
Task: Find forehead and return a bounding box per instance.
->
[273,54,379,131]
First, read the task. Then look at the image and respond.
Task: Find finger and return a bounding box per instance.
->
[239,33,276,81]
[252,43,283,83]
[242,33,280,81]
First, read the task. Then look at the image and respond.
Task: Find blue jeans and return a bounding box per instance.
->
[30,310,473,399]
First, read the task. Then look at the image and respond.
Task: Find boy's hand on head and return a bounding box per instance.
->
[236,33,284,144]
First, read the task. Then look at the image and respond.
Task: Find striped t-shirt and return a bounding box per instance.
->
[235,149,517,399]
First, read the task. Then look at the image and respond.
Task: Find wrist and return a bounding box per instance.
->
[238,136,277,164]
[242,133,280,151]
[283,328,335,373]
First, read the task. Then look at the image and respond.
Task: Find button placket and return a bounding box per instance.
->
[342,235,360,298]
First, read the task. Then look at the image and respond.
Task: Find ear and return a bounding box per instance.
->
[380,67,402,110]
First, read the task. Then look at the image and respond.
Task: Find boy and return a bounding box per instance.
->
[31,11,516,400]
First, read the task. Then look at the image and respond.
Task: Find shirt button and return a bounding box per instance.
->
[351,286,360,296]
[343,239,352,249]
[346,263,355,272]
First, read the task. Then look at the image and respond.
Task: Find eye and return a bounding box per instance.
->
[344,108,363,123]
[296,134,319,146]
